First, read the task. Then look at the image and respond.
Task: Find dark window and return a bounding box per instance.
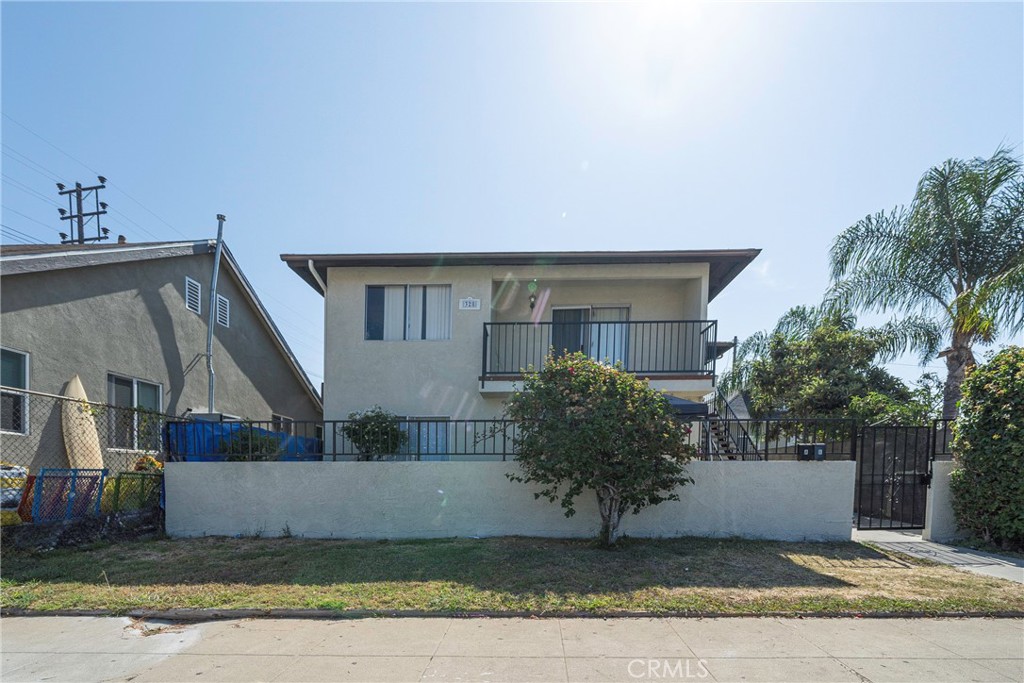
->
[365,286,386,340]
[107,374,163,450]
[1,348,28,434]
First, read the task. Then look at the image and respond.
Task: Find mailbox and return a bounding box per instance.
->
[797,443,826,461]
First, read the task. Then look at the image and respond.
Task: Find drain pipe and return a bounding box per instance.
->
[207,214,226,413]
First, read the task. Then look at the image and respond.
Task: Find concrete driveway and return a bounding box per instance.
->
[1,616,1021,682]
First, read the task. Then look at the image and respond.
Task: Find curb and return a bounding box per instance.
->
[4,608,1024,622]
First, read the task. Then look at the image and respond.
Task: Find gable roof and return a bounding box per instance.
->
[282,249,760,302]
[1,240,321,409]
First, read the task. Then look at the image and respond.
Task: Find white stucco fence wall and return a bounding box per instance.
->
[165,461,855,542]
[923,460,965,543]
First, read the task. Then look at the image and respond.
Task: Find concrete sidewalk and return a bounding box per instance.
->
[853,529,1024,584]
[2,616,1022,682]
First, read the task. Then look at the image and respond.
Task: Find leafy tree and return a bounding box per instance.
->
[504,352,696,547]
[745,324,910,420]
[829,147,1024,418]
[721,305,936,399]
[341,406,408,461]
[950,346,1024,550]
[848,373,943,426]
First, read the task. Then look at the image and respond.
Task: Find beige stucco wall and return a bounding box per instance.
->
[165,461,855,541]
[323,262,711,421]
[923,460,965,543]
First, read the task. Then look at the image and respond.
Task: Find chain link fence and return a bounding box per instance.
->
[1,386,172,526]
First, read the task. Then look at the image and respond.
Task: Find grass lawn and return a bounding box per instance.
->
[2,536,1021,615]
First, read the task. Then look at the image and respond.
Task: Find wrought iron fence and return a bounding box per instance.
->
[165,418,520,462]
[931,418,954,460]
[697,418,859,461]
[0,386,168,526]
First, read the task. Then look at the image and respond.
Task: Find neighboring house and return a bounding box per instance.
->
[282,250,758,445]
[1,240,322,471]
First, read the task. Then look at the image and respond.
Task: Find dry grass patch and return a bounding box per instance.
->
[2,536,1020,615]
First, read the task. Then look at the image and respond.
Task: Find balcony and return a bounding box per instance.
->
[481,320,718,391]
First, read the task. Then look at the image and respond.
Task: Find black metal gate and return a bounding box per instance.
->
[855,426,932,530]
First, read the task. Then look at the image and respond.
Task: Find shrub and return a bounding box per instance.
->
[218,428,283,462]
[341,406,408,461]
[504,352,696,546]
[949,346,1024,550]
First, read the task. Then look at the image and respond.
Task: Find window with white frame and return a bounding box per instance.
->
[185,277,202,315]
[216,293,230,327]
[1,348,29,434]
[107,374,163,450]
[365,285,452,341]
[271,413,293,435]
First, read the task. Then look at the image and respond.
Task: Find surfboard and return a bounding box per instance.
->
[61,375,105,470]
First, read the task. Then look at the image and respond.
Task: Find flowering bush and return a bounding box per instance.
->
[505,352,696,546]
[342,406,408,461]
[133,456,163,472]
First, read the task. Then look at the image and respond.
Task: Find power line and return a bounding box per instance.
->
[2,113,190,240]
[2,205,56,231]
[0,219,49,242]
[0,224,45,244]
[1,144,64,182]
[106,207,163,241]
[0,231,33,245]
[1,149,64,184]
[1,173,63,208]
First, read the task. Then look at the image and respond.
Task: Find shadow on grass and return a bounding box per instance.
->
[0,536,884,592]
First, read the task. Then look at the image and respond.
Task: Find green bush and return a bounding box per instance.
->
[949,346,1024,550]
[504,352,696,546]
[342,406,408,461]
[219,429,283,462]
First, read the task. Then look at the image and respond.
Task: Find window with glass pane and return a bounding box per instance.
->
[402,418,449,461]
[271,414,293,435]
[108,374,162,450]
[135,381,162,450]
[1,349,28,434]
[365,285,451,340]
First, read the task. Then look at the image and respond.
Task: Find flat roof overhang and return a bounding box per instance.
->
[282,249,761,302]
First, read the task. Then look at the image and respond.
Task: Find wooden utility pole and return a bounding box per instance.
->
[56,176,109,244]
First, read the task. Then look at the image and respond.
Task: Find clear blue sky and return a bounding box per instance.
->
[3,1,1022,388]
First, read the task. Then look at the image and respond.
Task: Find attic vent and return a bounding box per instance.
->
[216,294,230,328]
[185,277,202,315]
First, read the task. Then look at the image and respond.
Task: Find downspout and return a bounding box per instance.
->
[207,214,226,412]
[307,259,327,294]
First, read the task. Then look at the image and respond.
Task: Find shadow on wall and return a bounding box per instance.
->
[0,536,877,591]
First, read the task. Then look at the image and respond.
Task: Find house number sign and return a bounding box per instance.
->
[459,297,481,311]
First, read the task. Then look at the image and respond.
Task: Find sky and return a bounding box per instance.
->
[2,1,1022,390]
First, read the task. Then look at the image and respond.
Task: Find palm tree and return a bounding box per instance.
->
[828,147,1024,418]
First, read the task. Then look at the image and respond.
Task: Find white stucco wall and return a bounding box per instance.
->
[923,460,965,543]
[165,461,855,542]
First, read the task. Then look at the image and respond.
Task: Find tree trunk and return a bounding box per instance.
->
[596,485,624,547]
[942,338,976,420]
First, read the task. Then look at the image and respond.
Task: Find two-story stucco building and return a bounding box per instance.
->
[283,250,758,438]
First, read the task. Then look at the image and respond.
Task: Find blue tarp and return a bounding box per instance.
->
[165,422,323,461]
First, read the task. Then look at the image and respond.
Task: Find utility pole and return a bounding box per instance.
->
[56,176,109,244]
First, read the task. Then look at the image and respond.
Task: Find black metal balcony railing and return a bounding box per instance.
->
[482,320,718,379]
